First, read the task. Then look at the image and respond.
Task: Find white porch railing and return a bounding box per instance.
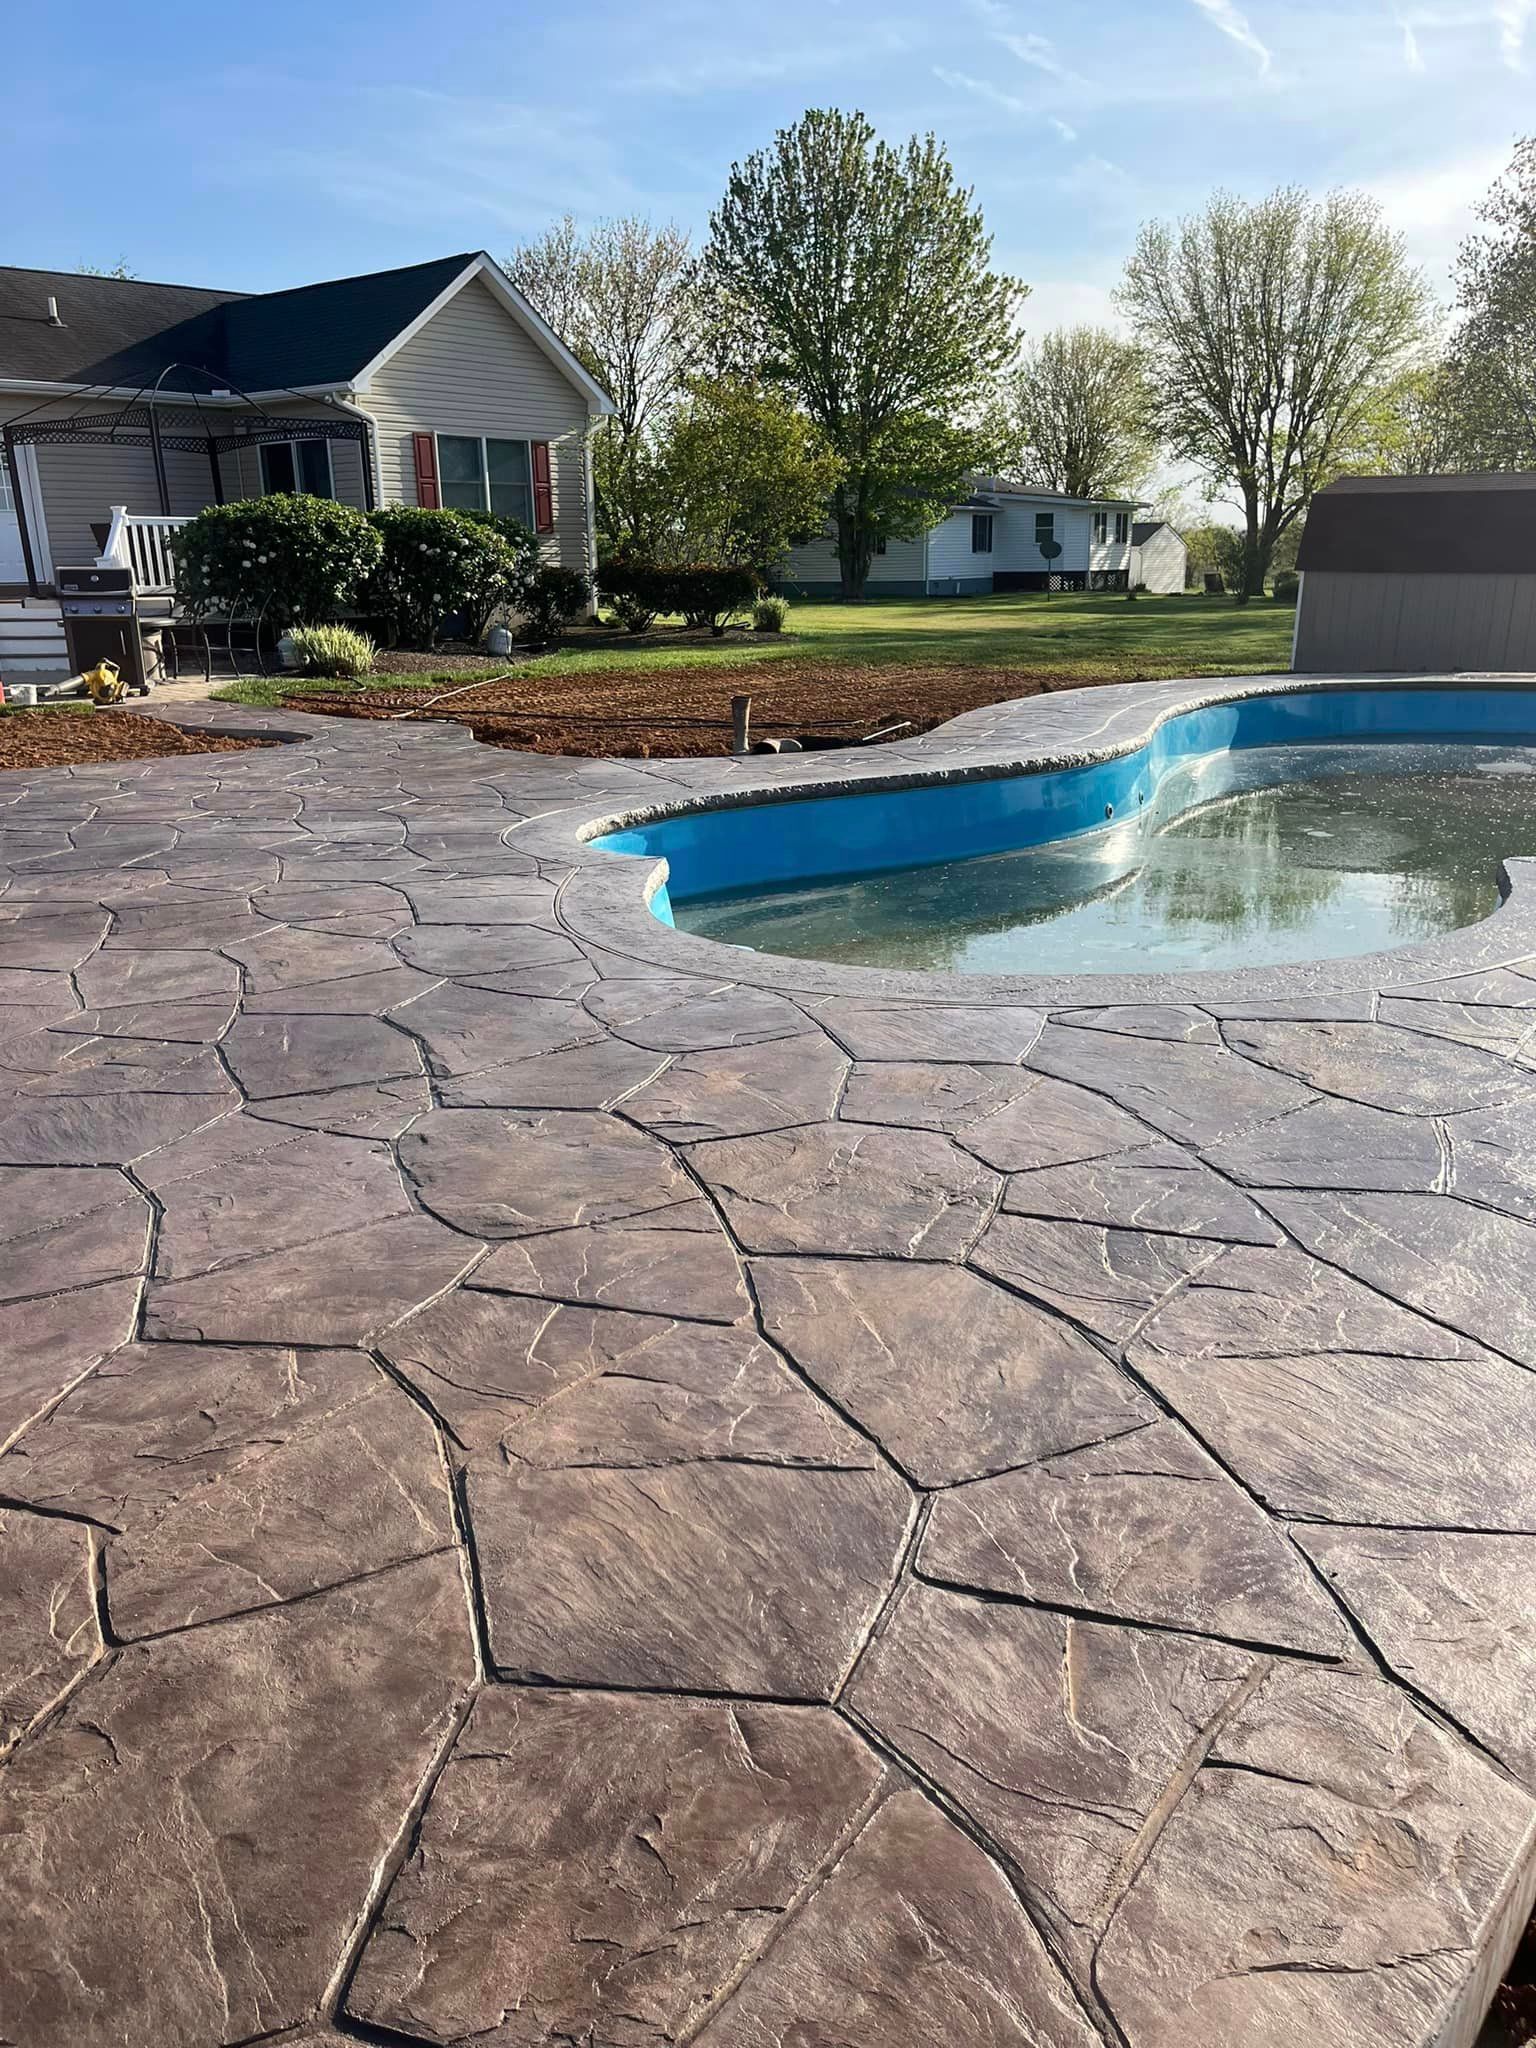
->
[96,507,190,595]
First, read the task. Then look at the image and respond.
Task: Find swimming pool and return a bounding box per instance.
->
[591,686,1536,977]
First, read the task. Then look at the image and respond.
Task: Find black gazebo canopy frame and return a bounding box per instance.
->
[1,364,375,596]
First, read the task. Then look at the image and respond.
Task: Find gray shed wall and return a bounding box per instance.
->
[1293,571,1536,673]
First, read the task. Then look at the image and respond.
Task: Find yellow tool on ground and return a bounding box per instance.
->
[81,660,126,704]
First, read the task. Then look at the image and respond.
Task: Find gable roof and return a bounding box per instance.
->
[1297,472,1536,575]
[1131,520,1180,545]
[0,252,612,410]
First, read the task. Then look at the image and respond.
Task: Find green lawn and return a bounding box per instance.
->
[213,591,1295,708]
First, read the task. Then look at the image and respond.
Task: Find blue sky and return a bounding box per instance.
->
[5,0,1531,333]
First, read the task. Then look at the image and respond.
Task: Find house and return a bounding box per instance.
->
[0,252,613,672]
[1128,520,1188,594]
[778,479,1142,598]
[1293,472,1536,673]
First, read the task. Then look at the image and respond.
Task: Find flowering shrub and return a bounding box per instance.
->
[365,506,521,649]
[172,496,381,627]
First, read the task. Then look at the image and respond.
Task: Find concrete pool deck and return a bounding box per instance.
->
[2,672,1535,2048]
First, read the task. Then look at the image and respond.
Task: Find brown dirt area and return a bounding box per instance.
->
[0,711,276,775]
[283,660,1093,758]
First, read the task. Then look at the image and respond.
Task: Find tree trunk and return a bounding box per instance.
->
[834,489,871,600]
[1235,494,1264,605]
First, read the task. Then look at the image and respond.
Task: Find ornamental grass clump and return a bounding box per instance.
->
[287,623,377,679]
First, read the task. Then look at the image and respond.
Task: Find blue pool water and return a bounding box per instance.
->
[593,687,1536,975]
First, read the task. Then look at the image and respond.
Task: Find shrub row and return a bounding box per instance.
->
[599,554,762,636]
[173,497,590,651]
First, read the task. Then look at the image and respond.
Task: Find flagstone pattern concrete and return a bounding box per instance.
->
[2,673,1536,2048]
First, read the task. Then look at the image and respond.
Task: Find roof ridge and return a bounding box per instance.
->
[0,265,249,297]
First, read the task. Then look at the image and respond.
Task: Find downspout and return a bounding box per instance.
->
[324,393,382,511]
[584,416,600,617]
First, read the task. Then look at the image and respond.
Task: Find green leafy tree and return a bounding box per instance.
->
[658,377,843,572]
[77,259,135,279]
[704,109,1024,598]
[1121,188,1430,600]
[506,216,700,552]
[991,325,1157,499]
[1447,138,1536,467]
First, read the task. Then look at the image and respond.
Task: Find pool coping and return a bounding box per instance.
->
[552,669,1536,1007]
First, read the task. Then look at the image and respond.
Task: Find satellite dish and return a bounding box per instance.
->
[1039,538,1063,560]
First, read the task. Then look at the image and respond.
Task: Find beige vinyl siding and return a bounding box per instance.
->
[1293,570,1536,672]
[361,275,593,571]
[216,401,369,508]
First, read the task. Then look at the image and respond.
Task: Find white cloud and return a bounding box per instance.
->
[1367,144,1508,283]
[1050,115,1079,142]
[1016,278,1128,336]
[1188,0,1273,71]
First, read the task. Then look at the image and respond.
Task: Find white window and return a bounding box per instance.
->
[1092,510,1108,545]
[1114,511,1130,544]
[436,435,534,526]
[260,440,333,498]
[971,513,993,554]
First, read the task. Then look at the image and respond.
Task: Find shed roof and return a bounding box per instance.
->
[1131,520,1180,546]
[1297,472,1536,575]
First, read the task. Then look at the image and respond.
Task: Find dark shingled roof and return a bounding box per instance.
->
[1298,472,1536,575]
[1131,520,1177,546]
[0,254,478,392]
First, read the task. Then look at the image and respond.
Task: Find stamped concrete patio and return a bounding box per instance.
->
[2,675,1535,2048]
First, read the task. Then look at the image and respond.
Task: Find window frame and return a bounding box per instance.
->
[971,512,994,555]
[1034,511,1056,546]
[433,433,535,527]
[259,437,334,500]
[1092,509,1108,545]
[1114,511,1130,545]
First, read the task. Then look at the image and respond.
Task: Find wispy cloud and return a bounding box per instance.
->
[933,65,1081,138]
[933,67,1033,117]
[1495,0,1535,66]
[1188,0,1273,71]
[993,29,1081,81]
[1394,11,1426,66]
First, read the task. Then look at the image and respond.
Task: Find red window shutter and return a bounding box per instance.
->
[412,432,439,508]
[531,440,554,533]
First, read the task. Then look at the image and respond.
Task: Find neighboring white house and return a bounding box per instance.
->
[778,478,1142,598]
[0,253,613,672]
[1128,520,1188,594]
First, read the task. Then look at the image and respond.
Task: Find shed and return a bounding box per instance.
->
[1293,472,1536,673]
[1128,520,1187,594]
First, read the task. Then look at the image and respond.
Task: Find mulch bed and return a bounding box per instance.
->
[0,711,276,775]
[370,625,757,678]
[284,660,1095,758]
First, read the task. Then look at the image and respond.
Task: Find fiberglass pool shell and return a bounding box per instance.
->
[568,676,1536,1011]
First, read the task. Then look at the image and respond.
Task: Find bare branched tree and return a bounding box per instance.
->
[991,325,1157,499]
[1121,188,1429,599]
[506,216,701,549]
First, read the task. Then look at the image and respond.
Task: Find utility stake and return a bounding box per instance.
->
[730,693,752,755]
